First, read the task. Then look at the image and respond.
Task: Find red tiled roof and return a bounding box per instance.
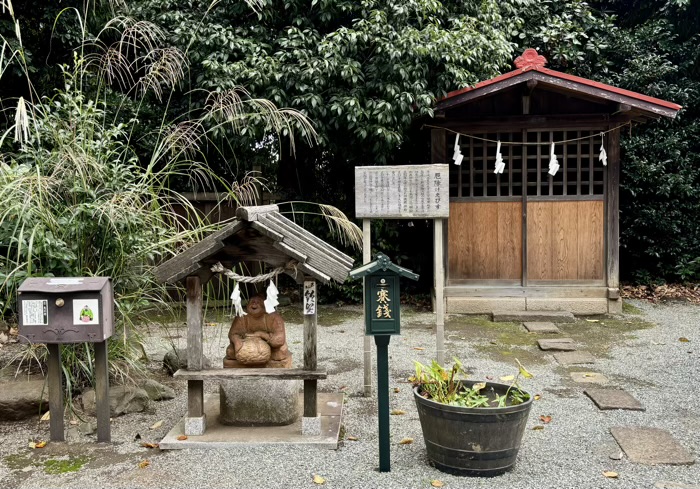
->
[441,48,682,112]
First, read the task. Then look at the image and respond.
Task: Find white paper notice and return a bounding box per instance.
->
[22,300,48,326]
[73,299,99,325]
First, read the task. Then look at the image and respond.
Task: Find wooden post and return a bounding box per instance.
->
[94,340,110,443]
[303,277,318,418]
[185,275,205,434]
[606,127,621,313]
[362,219,372,397]
[47,343,64,442]
[434,219,445,366]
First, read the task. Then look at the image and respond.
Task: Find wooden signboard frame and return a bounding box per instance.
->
[355,165,449,395]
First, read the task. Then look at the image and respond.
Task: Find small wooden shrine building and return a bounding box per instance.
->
[154,204,353,438]
[429,49,681,314]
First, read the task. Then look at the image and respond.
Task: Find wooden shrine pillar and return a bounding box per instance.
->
[303,277,318,418]
[185,275,206,435]
[606,127,622,314]
[362,219,372,397]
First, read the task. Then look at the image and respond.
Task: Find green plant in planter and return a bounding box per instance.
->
[412,358,535,477]
[413,358,532,408]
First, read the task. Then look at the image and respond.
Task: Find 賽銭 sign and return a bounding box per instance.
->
[355,164,449,219]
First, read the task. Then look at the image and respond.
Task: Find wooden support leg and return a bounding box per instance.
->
[362,219,373,397]
[47,343,64,442]
[302,278,321,435]
[434,218,445,366]
[94,340,111,443]
[185,275,206,435]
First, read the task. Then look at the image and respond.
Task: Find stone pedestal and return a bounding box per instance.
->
[184,415,207,436]
[219,379,300,426]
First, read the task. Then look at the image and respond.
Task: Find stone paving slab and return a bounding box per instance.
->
[160,392,343,450]
[492,310,575,323]
[537,338,576,351]
[584,388,645,411]
[570,372,609,384]
[655,482,700,489]
[523,322,561,334]
[611,426,695,465]
[553,351,596,365]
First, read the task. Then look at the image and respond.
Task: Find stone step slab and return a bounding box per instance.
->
[553,351,596,365]
[611,427,695,465]
[523,322,561,334]
[537,338,576,351]
[570,372,609,384]
[584,388,645,411]
[492,310,575,323]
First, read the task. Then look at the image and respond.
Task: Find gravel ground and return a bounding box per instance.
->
[1,300,699,489]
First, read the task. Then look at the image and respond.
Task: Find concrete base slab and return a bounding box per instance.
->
[493,310,575,323]
[611,427,695,465]
[553,351,596,365]
[447,298,526,314]
[184,415,207,436]
[527,298,608,315]
[584,388,644,411]
[570,372,609,384]
[537,338,576,351]
[160,392,343,450]
[302,415,321,436]
[523,322,561,334]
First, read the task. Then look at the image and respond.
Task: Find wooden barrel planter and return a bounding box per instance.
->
[414,382,533,476]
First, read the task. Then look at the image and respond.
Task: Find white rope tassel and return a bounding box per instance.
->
[264,280,279,313]
[494,140,505,174]
[230,283,247,317]
[548,142,560,176]
[599,133,608,166]
[452,134,463,165]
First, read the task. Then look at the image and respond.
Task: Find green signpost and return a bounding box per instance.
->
[350,253,418,472]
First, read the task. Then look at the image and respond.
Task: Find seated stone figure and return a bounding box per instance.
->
[223,294,292,368]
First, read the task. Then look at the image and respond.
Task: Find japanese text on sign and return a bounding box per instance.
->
[355,164,449,219]
[375,279,392,319]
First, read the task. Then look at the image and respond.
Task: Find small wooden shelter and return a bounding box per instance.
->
[154,204,353,436]
[429,49,681,314]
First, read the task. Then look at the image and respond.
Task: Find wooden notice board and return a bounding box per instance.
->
[355,165,449,219]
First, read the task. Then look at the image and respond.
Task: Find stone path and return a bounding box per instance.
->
[519,316,695,469]
[523,322,561,334]
[611,427,696,465]
[584,388,645,411]
[537,338,576,351]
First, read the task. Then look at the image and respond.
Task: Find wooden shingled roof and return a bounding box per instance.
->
[154,205,354,285]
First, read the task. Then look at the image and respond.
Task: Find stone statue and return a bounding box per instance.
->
[223,294,292,368]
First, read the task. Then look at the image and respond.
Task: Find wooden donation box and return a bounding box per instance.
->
[18,277,114,344]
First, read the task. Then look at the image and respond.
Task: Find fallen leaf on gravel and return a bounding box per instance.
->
[394,388,400,393]
[150,420,163,430]
[585,319,600,323]
[540,415,552,424]
[140,442,159,449]
[313,474,326,485]
[602,471,618,478]
[70,420,78,426]
[431,480,445,487]
[414,347,425,351]
[177,435,188,441]
[138,460,150,469]
[29,440,46,449]
[339,385,347,391]
[500,375,515,382]
[346,436,358,441]
[398,438,413,445]
[534,394,541,401]
[679,337,690,342]
[485,376,494,380]
[390,410,406,415]
[532,426,544,431]
[40,411,50,422]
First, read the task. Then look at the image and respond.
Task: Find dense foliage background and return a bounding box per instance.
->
[2,0,699,288]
